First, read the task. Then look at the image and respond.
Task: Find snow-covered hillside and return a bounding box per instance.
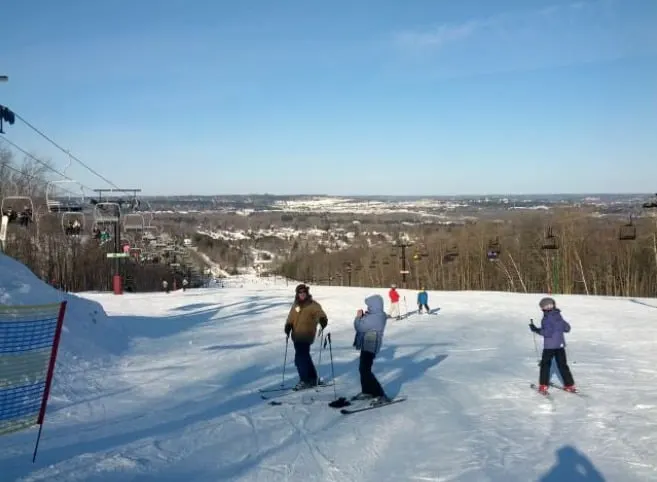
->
[1,254,657,481]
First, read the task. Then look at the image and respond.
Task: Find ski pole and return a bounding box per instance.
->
[531,318,540,367]
[316,329,324,385]
[326,332,338,401]
[281,334,289,387]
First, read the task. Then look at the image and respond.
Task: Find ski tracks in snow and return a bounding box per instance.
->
[278,408,343,482]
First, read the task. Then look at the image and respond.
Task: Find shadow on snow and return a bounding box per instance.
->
[3,339,449,481]
[539,445,606,481]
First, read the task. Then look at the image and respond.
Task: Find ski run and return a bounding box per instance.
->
[1,252,656,481]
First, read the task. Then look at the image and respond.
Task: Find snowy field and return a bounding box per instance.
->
[1,253,657,481]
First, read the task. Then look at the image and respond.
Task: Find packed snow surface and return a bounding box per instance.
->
[1,254,657,481]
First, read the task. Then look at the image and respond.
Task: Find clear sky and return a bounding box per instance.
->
[1,0,656,196]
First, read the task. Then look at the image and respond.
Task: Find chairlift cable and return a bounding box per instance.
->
[0,136,94,191]
[0,162,78,197]
[10,111,120,189]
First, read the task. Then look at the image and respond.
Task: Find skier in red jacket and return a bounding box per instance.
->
[388,284,401,320]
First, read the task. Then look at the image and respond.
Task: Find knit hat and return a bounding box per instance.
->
[295,283,309,294]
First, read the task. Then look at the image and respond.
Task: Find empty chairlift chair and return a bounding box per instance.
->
[45,180,85,214]
[443,245,459,263]
[542,227,558,250]
[618,216,636,241]
[93,202,121,223]
[122,213,145,232]
[642,193,657,209]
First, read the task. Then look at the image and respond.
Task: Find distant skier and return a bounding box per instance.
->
[284,284,328,389]
[182,278,189,291]
[529,297,576,394]
[162,280,169,293]
[352,294,390,405]
[388,284,401,320]
[417,287,430,314]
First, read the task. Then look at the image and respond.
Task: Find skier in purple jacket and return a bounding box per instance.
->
[529,297,576,394]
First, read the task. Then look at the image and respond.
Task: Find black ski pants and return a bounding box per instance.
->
[539,348,575,386]
[359,351,385,397]
[294,341,318,384]
[418,303,430,313]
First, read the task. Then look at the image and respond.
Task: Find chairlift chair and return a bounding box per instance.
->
[443,245,459,263]
[619,215,637,241]
[123,213,145,232]
[541,227,558,250]
[62,212,85,236]
[642,193,657,209]
[1,195,35,225]
[93,202,121,224]
[487,237,501,261]
[45,180,85,213]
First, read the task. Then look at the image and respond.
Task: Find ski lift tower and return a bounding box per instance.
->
[94,188,142,295]
[391,238,413,287]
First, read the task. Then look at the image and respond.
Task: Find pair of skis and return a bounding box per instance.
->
[259,382,331,403]
[336,396,407,414]
[258,384,406,414]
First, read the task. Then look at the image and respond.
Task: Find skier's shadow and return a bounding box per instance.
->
[539,445,606,481]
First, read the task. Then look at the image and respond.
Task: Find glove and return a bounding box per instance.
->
[318,316,328,329]
[284,324,292,336]
[529,322,540,334]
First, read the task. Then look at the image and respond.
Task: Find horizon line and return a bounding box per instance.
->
[135,191,653,198]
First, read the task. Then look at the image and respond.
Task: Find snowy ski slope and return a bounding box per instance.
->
[1,253,656,481]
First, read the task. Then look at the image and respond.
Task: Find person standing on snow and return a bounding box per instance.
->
[284,284,328,389]
[352,294,390,405]
[388,284,401,320]
[529,297,577,394]
[417,287,430,314]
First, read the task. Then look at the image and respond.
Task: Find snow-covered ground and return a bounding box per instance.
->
[1,252,657,481]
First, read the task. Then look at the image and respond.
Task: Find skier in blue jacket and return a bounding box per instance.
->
[352,294,390,405]
[417,288,430,314]
[529,297,576,394]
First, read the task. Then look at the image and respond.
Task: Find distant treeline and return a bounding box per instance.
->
[275,211,657,298]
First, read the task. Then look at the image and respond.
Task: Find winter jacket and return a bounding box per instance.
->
[285,295,327,344]
[417,291,428,305]
[353,294,388,355]
[388,288,400,303]
[538,308,571,349]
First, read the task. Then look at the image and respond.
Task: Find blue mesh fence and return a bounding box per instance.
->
[0,304,62,435]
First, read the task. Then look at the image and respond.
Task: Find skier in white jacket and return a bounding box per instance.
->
[352,294,390,405]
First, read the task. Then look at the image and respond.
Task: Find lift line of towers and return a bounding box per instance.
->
[0,181,194,293]
[306,194,657,291]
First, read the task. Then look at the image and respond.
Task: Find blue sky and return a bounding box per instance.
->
[1,0,656,196]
